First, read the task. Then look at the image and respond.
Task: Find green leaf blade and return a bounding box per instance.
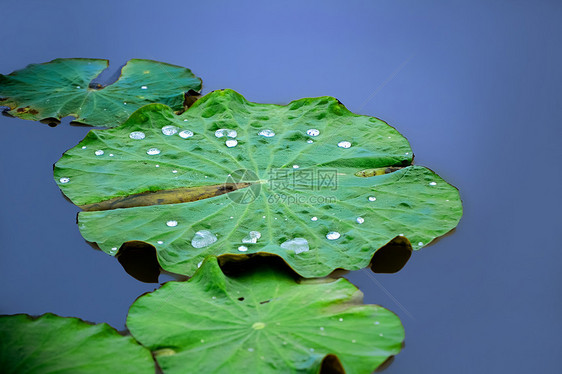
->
[0,58,202,127]
[0,314,154,374]
[126,257,404,374]
[55,89,462,277]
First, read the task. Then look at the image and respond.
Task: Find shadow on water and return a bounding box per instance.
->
[370,236,412,274]
[116,241,161,283]
[85,233,413,285]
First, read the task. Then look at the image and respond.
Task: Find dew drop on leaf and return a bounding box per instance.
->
[191,230,218,249]
[280,238,309,254]
[179,130,194,139]
[326,231,341,240]
[162,125,178,136]
[129,131,145,140]
[258,129,275,137]
[242,231,261,243]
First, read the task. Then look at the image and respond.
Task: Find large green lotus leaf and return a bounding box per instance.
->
[0,313,154,374]
[0,58,201,127]
[54,89,463,277]
[127,256,404,374]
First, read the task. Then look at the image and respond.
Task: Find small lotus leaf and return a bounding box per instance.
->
[0,58,201,127]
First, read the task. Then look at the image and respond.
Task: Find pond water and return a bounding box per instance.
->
[1,1,561,373]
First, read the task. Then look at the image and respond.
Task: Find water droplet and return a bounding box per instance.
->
[418,242,423,246]
[242,231,261,243]
[166,220,178,227]
[141,85,148,89]
[183,119,188,122]
[375,321,380,325]
[191,230,218,248]
[280,238,309,254]
[179,130,194,138]
[197,261,203,268]
[157,241,164,244]
[352,339,356,343]
[110,247,118,252]
[356,217,365,224]
[337,141,352,148]
[326,231,341,240]
[162,125,178,136]
[200,339,205,343]
[311,217,318,221]
[129,131,145,140]
[147,148,161,155]
[379,333,384,337]
[339,318,343,322]
[109,154,114,157]
[81,146,87,149]
[429,181,437,186]
[123,102,127,105]
[76,85,81,89]
[293,165,299,169]
[258,129,275,137]
[248,348,254,352]
[94,150,104,156]
[306,139,314,144]
[59,177,70,184]
[155,164,160,168]
[212,296,216,300]
[172,170,178,174]
[238,245,248,252]
[215,128,237,138]
[319,327,324,331]
[225,139,238,148]
[306,129,320,136]
[368,196,377,202]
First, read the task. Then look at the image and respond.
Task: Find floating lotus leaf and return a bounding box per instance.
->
[127,256,404,374]
[54,89,462,277]
[0,313,154,374]
[0,58,201,127]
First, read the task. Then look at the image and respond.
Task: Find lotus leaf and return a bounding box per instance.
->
[0,58,201,127]
[127,257,404,373]
[54,89,462,277]
[0,313,154,374]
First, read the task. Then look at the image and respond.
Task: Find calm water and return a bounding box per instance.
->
[1,1,561,373]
